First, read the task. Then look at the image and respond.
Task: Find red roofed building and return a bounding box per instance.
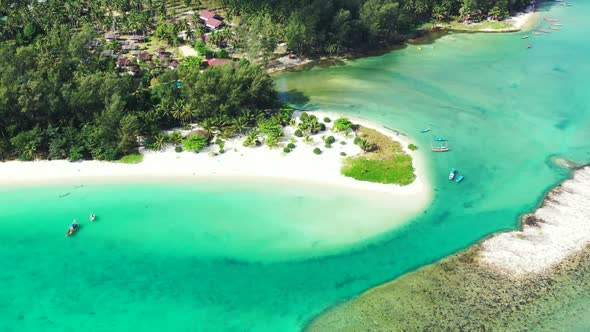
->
[138,51,152,62]
[116,57,132,68]
[206,58,230,67]
[199,10,217,21]
[205,18,224,30]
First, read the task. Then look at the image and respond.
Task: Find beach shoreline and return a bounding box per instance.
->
[0,111,431,198]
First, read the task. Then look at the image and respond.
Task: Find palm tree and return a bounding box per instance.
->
[171,101,184,123]
[209,30,225,48]
[179,19,189,32]
[155,103,173,120]
[265,136,278,149]
[242,130,259,147]
[310,120,322,134]
[246,130,259,142]
[242,109,259,126]
[169,131,183,145]
[153,133,168,151]
[185,27,196,42]
[22,142,37,161]
[303,135,313,144]
[358,139,377,153]
[199,118,215,136]
[180,103,196,124]
[232,117,249,134]
[213,114,230,132]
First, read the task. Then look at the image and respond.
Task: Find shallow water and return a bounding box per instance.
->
[1,1,589,331]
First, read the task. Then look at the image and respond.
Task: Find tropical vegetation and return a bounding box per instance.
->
[342,126,415,185]
[220,0,530,57]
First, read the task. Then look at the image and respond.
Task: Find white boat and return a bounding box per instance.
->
[449,168,457,180]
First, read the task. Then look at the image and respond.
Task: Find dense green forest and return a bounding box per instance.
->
[225,0,531,56]
[0,23,277,161]
[0,0,529,161]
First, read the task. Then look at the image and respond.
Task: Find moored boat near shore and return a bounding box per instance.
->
[449,168,457,180]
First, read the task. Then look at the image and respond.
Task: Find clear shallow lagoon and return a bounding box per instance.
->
[1,2,589,331]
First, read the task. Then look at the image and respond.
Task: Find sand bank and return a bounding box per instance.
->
[506,4,541,32]
[0,111,430,199]
[480,166,590,276]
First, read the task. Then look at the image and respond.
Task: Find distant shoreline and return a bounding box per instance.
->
[268,5,540,74]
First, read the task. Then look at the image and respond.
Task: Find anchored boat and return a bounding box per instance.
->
[449,168,457,180]
[66,220,78,237]
[420,128,431,133]
[455,175,465,183]
[431,141,450,152]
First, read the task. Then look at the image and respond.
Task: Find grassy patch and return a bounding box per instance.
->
[442,20,513,31]
[342,126,415,185]
[117,153,144,164]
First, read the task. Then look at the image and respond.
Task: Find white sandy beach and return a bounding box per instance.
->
[506,4,540,32]
[0,111,431,199]
[480,166,590,276]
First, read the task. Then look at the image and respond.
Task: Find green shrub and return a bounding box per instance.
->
[69,146,85,161]
[354,136,362,145]
[326,136,336,144]
[333,118,353,132]
[283,147,291,153]
[313,148,322,155]
[324,117,331,123]
[325,142,332,148]
[287,143,296,149]
[175,146,183,153]
[319,123,326,131]
[294,129,303,137]
[182,134,209,152]
[117,153,144,164]
[215,138,223,145]
[408,144,419,151]
[340,141,346,145]
[340,152,347,156]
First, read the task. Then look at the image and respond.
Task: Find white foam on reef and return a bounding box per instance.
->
[480,166,590,276]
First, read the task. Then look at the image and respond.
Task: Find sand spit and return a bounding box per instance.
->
[0,112,429,198]
[480,166,590,276]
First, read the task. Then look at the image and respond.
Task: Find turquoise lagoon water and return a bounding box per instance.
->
[2,1,590,331]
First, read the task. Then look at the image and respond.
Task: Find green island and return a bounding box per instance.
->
[342,126,416,185]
